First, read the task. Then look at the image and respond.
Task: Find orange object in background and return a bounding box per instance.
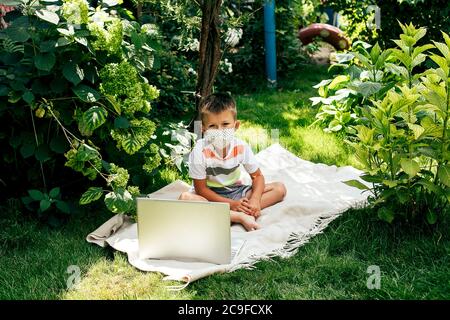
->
[0,5,15,16]
[298,23,350,51]
[0,5,15,29]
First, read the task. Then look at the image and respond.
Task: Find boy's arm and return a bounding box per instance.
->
[241,142,264,202]
[241,169,265,217]
[193,179,254,214]
[248,169,265,202]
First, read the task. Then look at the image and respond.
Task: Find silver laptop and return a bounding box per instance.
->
[136,198,231,264]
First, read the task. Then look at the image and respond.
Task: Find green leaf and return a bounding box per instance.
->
[355,125,374,145]
[342,179,369,190]
[433,41,450,60]
[82,106,108,131]
[75,144,99,162]
[5,17,30,42]
[105,95,121,115]
[56,37,72,47]
[426,210,437,225]
[377,207,394,223]
[20,143,35,158]
[437,164,450,187]
[40,199,52,212]
[383,180,398,188]
[354,81,382,97]
[407,123,425,140]
[313,79,332,89]
[385,63,409,79]
[400,158,420,177]
[391,49,412,68]
[430,55,449,76]
[49,187,60,198]
[446,187,450,202]
[352,52,372,69]
[57,26,75,37]
[370,42,381,64]
[22,91,34,104]
[0,85,9,96]
[360,174,383,183]
[50,135,69,154]
[56,200,71,214]
[9,135,21,149]
[375,50,391,69]
[416,180,439,193]
[328,75,348,90]
[80,187,103,205]
[28,189,44,201]
[122,137,142,154]
[72,85,100,102]
[63,62,84,85]
[35,144,51,162]
[35,9,60,25]
[34,53,56,72]
[74,37,88,47]
[104,189,134,214]
[21,196,33,206]
[84,64,98,84]
[411,53,427,69]
[413,27,427,42]
[40,40,57,53]
[114,116,130,129]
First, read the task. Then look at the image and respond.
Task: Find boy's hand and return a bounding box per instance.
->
[230,198,253,215]
[245,198,261,218]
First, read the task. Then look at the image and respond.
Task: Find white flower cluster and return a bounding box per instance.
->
[61,0,89,26]
[220,58,233,74]
[141,24,160,37]
[89,9,111,29]
[225,28,243,47]
[186,38,200,52]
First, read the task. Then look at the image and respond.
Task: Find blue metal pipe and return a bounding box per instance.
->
[264,0,277,87]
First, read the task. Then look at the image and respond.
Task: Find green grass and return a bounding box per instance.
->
[234,65,360,168]
[1,64,449,300]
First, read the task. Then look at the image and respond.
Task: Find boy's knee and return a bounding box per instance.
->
[273,182,287,199]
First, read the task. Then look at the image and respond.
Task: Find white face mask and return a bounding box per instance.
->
[204,128,235,150]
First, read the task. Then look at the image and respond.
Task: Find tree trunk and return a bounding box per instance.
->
[136,2,143,21]
[189,0,222,131]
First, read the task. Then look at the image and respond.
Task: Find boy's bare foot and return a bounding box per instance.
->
[238,212,260,231]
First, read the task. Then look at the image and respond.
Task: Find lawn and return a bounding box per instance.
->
[1,64,449,300]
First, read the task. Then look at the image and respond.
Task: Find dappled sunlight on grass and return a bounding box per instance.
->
[233,80,360,168]
[287,126,361,168]
[63,253,194,300]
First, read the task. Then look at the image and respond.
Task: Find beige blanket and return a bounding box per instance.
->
[86,143,369,287]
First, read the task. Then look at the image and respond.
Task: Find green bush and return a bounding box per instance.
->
[216,0,316,92]
[376,0,450,48]
[324,23,450,224]
[310,40,395,133]
[139,0,200,118]
[327,0,450,47]
[0,0,164,220]
[325,0,379,43]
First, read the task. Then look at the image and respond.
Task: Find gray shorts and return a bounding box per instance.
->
[209,184,252,201]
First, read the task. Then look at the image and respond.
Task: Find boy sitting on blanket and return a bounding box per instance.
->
[178,92,287,231]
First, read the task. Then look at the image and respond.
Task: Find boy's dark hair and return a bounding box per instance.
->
[200,92,237,121]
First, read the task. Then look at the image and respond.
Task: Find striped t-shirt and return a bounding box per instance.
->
[188,137,259,189]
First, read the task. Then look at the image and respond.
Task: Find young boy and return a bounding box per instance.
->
[178,92,287,231]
